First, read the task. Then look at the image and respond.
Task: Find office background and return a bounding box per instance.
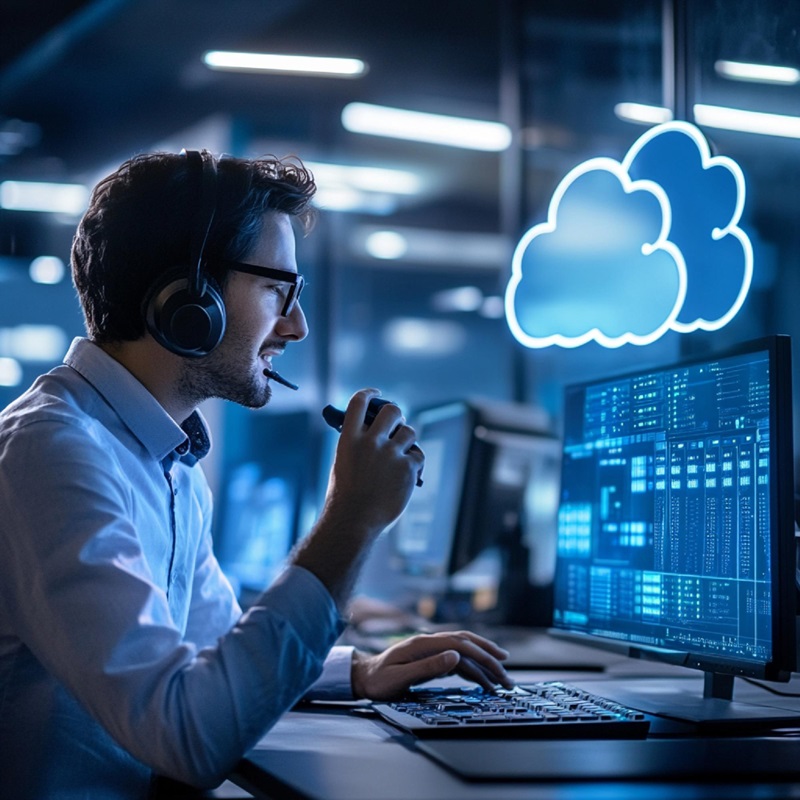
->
[1,0,798,573]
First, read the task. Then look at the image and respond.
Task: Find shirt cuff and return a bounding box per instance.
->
[304,645,355,700]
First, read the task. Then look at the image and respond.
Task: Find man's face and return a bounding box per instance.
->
[178,211,309,408]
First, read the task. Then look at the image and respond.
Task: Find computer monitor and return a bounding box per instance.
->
[388,399,561,624]
[552,335,797,726]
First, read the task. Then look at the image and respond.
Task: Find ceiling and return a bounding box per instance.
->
[0,1,666,223]
[2,2,795,258]
[0,0,507,223]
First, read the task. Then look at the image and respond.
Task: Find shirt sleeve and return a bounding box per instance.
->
[305,645,355,700]
[0,418,344,788]
[183,475,242,648]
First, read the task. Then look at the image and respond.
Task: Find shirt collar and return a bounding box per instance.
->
[63,337,211,464]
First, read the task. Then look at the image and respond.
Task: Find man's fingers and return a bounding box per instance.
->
[409,650,461,683]
[384,632,513,689]
[450,655,504,691]
[368,650,461,700]
[341,388,381,435]
[447,630,510,659]
[421,632,512,686]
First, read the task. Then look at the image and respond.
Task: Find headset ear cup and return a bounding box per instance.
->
[145,270,226,357]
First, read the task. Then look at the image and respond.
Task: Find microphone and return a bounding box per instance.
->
[263,367,299,391]
[322,398,423,486]
[322,397,394,431]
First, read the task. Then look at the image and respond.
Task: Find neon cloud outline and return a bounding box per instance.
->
[621,120,752,334]
[504,155,688,349]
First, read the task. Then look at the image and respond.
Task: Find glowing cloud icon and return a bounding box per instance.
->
[505,121,752,348]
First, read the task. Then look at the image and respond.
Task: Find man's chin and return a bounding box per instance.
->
[225,378,272,409]
[245,387,272,409]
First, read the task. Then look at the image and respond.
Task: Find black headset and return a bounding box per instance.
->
[144,149,227,357]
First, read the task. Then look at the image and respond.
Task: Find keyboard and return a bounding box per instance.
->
[372,681,650,739]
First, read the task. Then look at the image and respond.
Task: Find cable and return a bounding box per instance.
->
[741,676,800,698]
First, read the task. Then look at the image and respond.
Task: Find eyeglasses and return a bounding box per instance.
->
[217,258,305,317]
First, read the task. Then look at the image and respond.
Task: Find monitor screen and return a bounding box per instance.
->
[552,335,796,685]
[388,399,561,623]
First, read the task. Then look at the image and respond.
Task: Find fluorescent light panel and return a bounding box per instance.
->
[29,256,66,284]
[615,101,800,139]
[431,286,484,312]
[715,60,800,85]
[313,187,398,214]
[356,225,510,268]
[306,161,424,214]
[203,51,367,77]
[614,103,673,125]
[0,181,89,214]
[365,231,408,259]
[342,102,512,151]
[431,287,505,318]
[0,324,68,361]
[383,317,466,356]
[304,161,423,195]
[694,103,800,138]
[0,357,22,387]
[479,296,505,319]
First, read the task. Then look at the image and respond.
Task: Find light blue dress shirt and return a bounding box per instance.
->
[0,338,352,798]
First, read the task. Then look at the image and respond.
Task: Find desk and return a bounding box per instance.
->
[232,707,800,800]
[230,667,800,800]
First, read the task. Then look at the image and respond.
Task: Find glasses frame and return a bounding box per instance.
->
[216,258,305,317]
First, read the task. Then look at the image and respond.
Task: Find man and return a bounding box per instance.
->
[0,150,511,797]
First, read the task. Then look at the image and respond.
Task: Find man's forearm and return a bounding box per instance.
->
[290,509,380,611]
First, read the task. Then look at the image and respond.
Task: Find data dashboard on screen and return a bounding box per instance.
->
[552,335,796,686]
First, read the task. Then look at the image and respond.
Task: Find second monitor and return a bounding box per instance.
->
[387,398,562,626]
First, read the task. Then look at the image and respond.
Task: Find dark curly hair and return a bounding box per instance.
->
[71,150,316,343]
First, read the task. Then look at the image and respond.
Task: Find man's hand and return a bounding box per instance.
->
[323,388,425,532]
[351,631,514,701]
[292,388,425,610]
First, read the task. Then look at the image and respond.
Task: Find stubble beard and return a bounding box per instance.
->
[176,332,273,409]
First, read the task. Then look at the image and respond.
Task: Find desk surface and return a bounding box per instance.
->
[231,639,800,800]
[234,707,800,800]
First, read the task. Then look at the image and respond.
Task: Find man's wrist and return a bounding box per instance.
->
[350,649,371,699]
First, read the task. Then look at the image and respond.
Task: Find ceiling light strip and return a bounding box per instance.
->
[203,51,367,77]
[615,102,800,139]
[0,181,89,214]
[304,161,423,194]
[694,103,800,138]
[714,60,800,85]
[341,103,512,151]
[614,103,674,125]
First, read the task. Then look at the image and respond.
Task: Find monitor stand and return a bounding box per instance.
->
[571,671,800,733]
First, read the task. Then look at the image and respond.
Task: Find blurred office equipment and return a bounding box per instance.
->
[213,409,323,605]
[357,398,562,630]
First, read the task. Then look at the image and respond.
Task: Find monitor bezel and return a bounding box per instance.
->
[388,401,477,583]
[551,335,796,683]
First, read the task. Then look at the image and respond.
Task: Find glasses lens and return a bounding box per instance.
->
[282,275,305,316]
